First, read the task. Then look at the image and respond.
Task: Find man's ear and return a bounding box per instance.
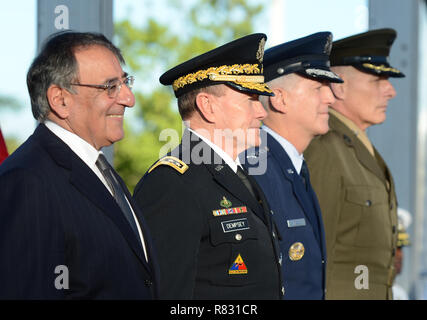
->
[269,87,287,114]
[195,91,216,123]
[46,85,71,119]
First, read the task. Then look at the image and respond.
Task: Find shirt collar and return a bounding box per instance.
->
[262,125,304,174]
[329,108,375,156]
[44,120,102,169]
[188,127,240,173]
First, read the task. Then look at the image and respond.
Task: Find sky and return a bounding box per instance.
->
[0,0,368,144]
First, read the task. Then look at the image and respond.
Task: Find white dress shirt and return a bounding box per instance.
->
[44,120,149,261]
[188,128,242,172]
[262,125,304,174]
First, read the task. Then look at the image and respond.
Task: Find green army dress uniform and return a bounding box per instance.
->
[305,112,398,299]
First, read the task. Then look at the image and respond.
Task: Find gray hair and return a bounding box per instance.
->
[27,31,125,121]
[260,73,300,111]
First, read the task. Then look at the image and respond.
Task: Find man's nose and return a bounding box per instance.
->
[323,85,336,105]
[117,83,135,108]
[383,79,397,100]
[254,100,267,120]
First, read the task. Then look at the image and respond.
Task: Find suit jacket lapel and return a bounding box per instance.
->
[266,133,320,230]
[204,157,266,222]
[37,124,150,269]
[264,132,327,250]
[116,171,160,269]
[330,114,386,183]
[183,131,266,222]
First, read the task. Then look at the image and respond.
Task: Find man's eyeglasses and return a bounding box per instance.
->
[70,75,135,98]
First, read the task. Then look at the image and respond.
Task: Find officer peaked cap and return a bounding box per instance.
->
[263,32,343,83]
[160,33,274,98]
[330,28,405,78]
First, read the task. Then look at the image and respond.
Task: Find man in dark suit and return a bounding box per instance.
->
[133,34,284,299]
[0,31,158,299]
[241,32,343,299]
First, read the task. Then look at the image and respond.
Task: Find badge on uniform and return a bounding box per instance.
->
[289,242,305,261]
[221,218,250,233]
[229,254,248,274]
[287,218,306,228]
[220,196,232,208]
[212,202,248,217]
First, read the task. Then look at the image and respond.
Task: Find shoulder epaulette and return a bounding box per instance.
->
[148,156,189,174]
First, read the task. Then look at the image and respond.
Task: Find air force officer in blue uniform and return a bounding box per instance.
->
[242,32,343,299]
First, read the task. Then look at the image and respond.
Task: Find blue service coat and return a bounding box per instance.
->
[242,130,327,299]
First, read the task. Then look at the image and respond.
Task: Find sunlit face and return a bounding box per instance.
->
[211,86,267,157]
[342,68,396,130]
[66,45,135,150]
[285,76,335,138]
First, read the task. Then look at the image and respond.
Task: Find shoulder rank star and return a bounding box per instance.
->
[148,156,189,174]
[220,196,232,208]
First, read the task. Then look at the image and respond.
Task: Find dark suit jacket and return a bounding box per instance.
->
[0,124,159,299]
[243,130,327,299]
[133,130,283,300]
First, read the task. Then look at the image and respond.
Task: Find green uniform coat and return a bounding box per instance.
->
[305,112,398,300]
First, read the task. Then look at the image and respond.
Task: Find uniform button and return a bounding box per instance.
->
[322,260,325,264]
[281,287,285,296]
[235,233,242,241]
[272,231,276,238]
[270,210,274,215]
[392,225,396,233]
[390,203,393,210]
[144,279,153,287]
[365,200,372,207]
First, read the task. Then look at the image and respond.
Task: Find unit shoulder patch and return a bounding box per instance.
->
[148,156,189,174]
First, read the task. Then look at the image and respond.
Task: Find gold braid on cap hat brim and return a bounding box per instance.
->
[172,63,272,93]
[362,63,401,74]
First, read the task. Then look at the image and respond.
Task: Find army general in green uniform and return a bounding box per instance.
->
[305,29,405,299]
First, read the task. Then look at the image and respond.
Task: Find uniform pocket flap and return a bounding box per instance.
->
[345,186,387,207]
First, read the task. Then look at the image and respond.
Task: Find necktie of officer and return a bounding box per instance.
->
[300,160,309,191]
[236,166,258,200]
[96,153,141,245]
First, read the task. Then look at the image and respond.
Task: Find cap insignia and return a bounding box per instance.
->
[256,37,266,63]
[324,34,333,54]
[362,63,401,74]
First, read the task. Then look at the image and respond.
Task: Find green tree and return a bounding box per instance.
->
[114,0,264,191]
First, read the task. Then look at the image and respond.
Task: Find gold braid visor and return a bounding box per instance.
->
[362,63,401,74]
[172,64,272,93]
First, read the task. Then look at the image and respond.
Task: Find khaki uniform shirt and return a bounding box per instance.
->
[305,111,398,300]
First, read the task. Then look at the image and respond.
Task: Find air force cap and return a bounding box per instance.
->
[160,33,273,98]
[330,28,405,78]
[263,32,343,83]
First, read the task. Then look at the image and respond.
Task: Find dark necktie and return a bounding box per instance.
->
[96,154,141,245]
[300,160,309,191]
[236,166,259,201]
